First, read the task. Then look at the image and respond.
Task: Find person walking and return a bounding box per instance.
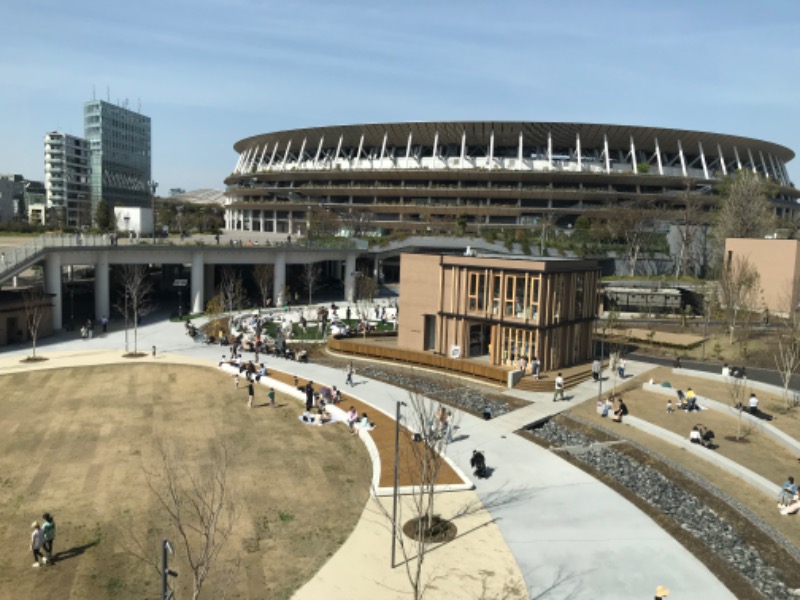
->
[618,358,626,379]
[345,362,354,387]
[247,381,254,408]
[101,315,108,333]
[553,373,565,402]
[532,356,541,380]
[305,381,314,411]
[30,521,43,568]
[41,513,56,564]
[268,387,276,407]
[592,358,601,382]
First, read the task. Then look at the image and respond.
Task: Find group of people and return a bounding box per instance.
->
[30,513,56,568]
[596,394,628,422]
[689,424,716,448]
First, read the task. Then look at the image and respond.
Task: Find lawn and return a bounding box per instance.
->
[568,366,800,556]
[0,364,371,599]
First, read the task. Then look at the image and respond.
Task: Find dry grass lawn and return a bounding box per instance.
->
[0,364,371,599]
[569,366,800,558]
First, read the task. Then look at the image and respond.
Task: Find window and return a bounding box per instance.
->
[492,275,501,315]
[529,277,540,322]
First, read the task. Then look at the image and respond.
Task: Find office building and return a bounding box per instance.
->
[84,100,152,216]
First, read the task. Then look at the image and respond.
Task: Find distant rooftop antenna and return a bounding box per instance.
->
[92,85,96,101]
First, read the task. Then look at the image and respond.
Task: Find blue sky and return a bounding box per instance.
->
[3,0,799,192]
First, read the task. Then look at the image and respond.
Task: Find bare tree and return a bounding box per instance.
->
[726,374,751,441]
[137,442,238,600]
[604,201,660,276]
[302,262,321,305]
[774,275,800,409]
[370,392,453,599]
[219,267,247,313]
[673,179,710,278]
[116,265,154,355]
[253,264,274,308]
[23,286,50,359]
[354,271,379,336]
[712,169,777,260]
[774,338,800,410]
[718,255,760,345]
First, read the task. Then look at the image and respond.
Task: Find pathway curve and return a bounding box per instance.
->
[0,316,736,599]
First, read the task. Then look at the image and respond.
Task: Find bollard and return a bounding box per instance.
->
[152,345,157,357]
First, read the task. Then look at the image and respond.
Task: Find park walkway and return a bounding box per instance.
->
[0,314,736,599]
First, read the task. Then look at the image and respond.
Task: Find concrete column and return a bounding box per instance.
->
[203,264,215,309]
[373,257,382,283]
[44,253,63,330]
[94,251,109,323]
[274,252,286,306]
[344,254,356,303]
[190,251,205,314]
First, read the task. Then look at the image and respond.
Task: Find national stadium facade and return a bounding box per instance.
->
[223,122,798,236]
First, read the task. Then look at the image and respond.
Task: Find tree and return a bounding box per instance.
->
[219,267,247,313]
[726,374,751,441]
[116,264,154,355]
[604,201,660,276]
[23,286,50,359]
[672,179,710,279]
[354,271,379,336]
[372,392,452,599]
[129,442,238,600]
[253,264,274,308]
[301,262,321,305]
[712,170,777,260]
[95,198,112,230]
[718,255,760,345]
[774,275,800,409]
[774,338,800,410]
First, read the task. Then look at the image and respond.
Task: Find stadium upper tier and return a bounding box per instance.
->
[222,122,797,235]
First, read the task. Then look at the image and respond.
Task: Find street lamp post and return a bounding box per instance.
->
[149,181,158,243]
[391,400,407,568]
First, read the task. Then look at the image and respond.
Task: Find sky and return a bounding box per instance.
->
[2,0,800,193]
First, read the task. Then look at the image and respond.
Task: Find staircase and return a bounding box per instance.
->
[514,366,594,392]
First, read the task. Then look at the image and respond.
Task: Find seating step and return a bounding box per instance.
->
[514,368,593,392]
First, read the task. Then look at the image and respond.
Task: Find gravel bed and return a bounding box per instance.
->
[528,418,798,600]
[315,356,514,417]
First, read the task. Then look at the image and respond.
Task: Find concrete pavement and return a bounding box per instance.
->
[0,314,736,599]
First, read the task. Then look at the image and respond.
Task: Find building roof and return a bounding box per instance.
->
[233,121,794,162]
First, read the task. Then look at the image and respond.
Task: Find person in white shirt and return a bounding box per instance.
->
[30,522,43,567]
[553,373,565,402]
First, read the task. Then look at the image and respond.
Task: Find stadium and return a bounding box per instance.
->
[222,121,798,237]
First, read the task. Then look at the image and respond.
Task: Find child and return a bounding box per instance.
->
[234,374,240,389]
[268,387,276,407]
[31,522,43,567]
[667,399,674,414]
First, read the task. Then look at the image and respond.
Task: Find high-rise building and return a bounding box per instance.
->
[44,132,91,227]
[84,100,152,216]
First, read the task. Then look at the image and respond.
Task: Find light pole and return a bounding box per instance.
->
[161,538,177,600]
[149,180,159,243]
[391,400,407,568]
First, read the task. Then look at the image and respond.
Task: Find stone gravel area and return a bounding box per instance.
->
[529,417,800,600]
[315,354,517,416]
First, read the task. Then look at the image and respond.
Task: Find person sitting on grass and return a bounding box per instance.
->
[780,476,798,506]
[684,388,698,411]
[690,426,703,445]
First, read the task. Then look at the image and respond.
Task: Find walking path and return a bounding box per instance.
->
[0,315,736,599]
